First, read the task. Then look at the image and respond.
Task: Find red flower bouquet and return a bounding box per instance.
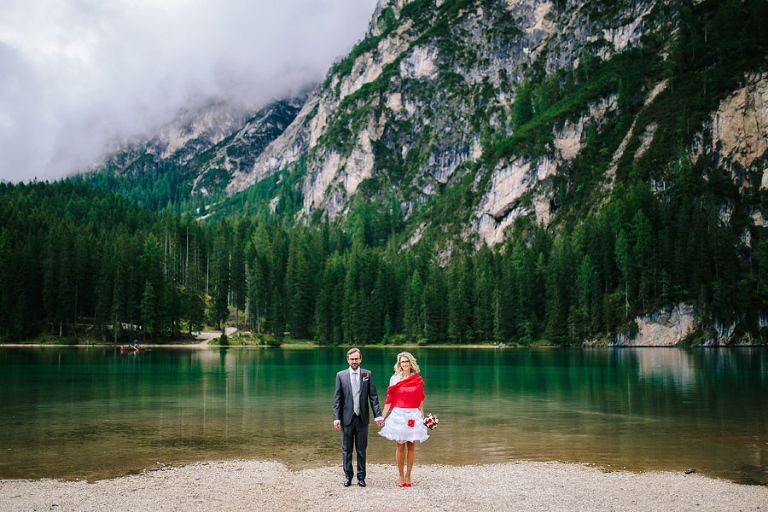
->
[423,413,439,429]
[407,419,415,427]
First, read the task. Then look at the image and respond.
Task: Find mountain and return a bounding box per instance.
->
[80,0,768,243]
[73,96,305,212]
[213,0,767,246]
[61,0,768,346]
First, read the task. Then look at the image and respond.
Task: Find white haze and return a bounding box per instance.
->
[0,0,379,183]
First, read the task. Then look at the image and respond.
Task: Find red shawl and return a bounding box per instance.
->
[385,374,425,408]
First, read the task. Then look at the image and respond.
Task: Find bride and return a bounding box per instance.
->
[378,351,429,487]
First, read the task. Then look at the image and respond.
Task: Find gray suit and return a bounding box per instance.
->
[333,367,382,481]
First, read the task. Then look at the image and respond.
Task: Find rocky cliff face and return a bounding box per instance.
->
[188,98,304,196]
[591,302,768,347]
[92,0,768,250]
[90,97,305,199]
[228,0,605,228]
[225,0,766,243]
[695,71,768,230]
[98,99,251,173]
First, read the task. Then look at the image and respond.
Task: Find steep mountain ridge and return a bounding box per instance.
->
[75,97,305,210]
[81,0,768,248]
[220,0,767,247]
[698,71,768,188]
[77,0,768,242]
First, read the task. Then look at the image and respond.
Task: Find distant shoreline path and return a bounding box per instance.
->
[1,460,766,512]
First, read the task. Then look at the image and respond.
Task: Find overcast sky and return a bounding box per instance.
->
[0,0,379,183]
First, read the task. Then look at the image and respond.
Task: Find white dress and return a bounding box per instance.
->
[378,374,429,444]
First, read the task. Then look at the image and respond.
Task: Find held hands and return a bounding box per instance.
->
[334,420,383,428]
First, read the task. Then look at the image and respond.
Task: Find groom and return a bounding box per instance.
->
[333,348,384,487]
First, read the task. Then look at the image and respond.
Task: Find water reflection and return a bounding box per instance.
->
[0,347,766,485]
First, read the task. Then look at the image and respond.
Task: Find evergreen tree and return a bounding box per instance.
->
[210,228,231,331]
[473,245,496,342]
[314,253,345,344]
[140,233,165,337]
[286,230,314,339]
[512,78,534,127]
[184,232,208,335]
[615,229,632,319]
[404,270,425,340]
[140,280,157,340]
[424,263,448,343]
[230,227,246,329]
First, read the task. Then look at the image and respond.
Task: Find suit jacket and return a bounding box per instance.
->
[333,367,382,427]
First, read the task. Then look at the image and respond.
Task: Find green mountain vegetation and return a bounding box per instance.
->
[2,0,768,345]
[1,165,766,345]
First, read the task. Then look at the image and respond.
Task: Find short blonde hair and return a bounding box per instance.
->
[394,351,420,375]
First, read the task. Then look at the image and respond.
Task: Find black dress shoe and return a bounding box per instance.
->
[358,479,366,487]
[343,478,352,487]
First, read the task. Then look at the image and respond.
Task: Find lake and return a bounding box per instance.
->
[1,346,766,485]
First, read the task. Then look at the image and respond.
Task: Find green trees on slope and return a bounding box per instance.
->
[0,174,766,344]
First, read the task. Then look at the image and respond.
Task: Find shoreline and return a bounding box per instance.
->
[3,339,767,349]
[0,340,507,349]
[1,460,766,511]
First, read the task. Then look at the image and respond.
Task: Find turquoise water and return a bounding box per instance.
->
[0,346,766,484]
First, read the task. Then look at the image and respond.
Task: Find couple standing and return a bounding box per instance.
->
[333,348,429,488]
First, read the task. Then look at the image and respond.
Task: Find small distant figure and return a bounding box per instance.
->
[120,341,143,353]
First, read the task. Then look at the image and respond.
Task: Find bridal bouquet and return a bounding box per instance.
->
[423,413,439,429]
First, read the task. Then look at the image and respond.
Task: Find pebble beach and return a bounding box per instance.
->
[2,460,767,511]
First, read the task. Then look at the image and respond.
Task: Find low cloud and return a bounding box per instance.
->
[0,0,378,183]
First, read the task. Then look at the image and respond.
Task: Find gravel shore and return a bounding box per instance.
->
[1,460,766,511]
